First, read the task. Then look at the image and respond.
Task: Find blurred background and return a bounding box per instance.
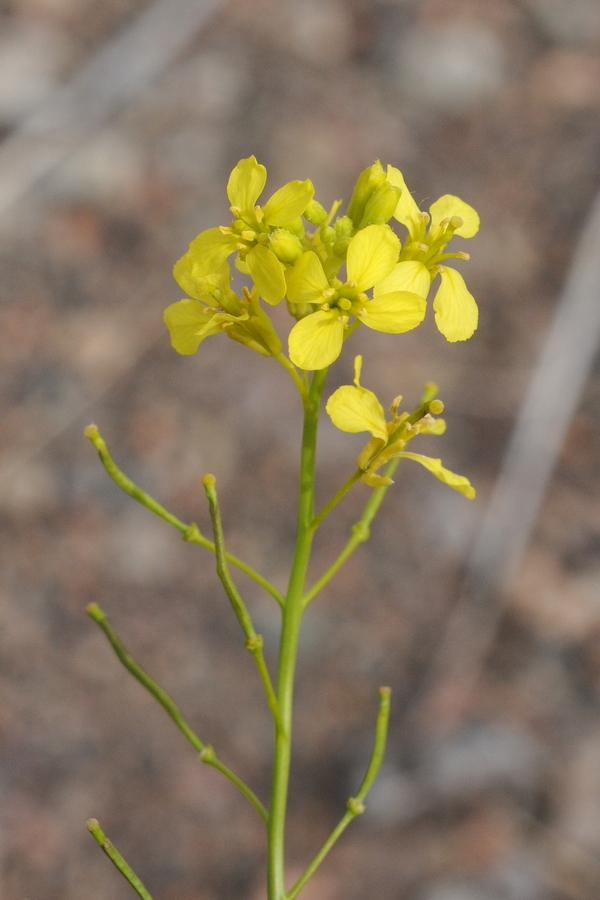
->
[2,0,600,897]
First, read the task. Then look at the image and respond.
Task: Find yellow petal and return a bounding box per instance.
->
[419,417,447,435]
[185,228,238,277]
[386,165,422,238]
[286,251,329,304]
[433,267,478,342]
[361,472,394,488]
[398,452,475,498]
[163,299,222,355]
[173,256,230,301]
[246,244,286,305]
[226,156,267,213]
[429,194,480,238]
[262,179,315,227]
[357,291,426,334]
[346,224,400,290]
[326,385,388,441]
[374,261,430,299]
[288,309,345,370]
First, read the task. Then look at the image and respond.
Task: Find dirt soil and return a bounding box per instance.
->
[2,0,600,897]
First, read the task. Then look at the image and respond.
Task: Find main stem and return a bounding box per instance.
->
[267,368,327,900]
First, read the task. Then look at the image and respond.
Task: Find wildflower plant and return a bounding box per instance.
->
[84,157,479,899]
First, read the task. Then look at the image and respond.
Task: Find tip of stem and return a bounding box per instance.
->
[84,424,100,440]
[201,473,217,489]
[85,602,106,623]
[379,685,391,698]
[86,818,100,832]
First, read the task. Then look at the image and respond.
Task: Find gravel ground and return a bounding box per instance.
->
[2,0,600,897]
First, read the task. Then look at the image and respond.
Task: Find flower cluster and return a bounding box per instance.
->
[326,356,475,497]
[164,157,480,371]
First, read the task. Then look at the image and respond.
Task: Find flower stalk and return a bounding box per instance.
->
[85,156,480,899]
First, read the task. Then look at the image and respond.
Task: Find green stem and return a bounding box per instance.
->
[303,457,400,607]
[87,603,267,823]
[84,425,284,607]
[202,475,281,730]
[268,367,328,900]
[275,353,308,401]
[87,818,154,900]
[310,469,361,531]
[286,687,391,900]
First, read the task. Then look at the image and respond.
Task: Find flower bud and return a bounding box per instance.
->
[333,237,351,257]
[269,229,304,264]
[359,183,402,228]
[303,199,329,225]
[334,216,354,239]
[319,225,335,243]
[346,161,387,227]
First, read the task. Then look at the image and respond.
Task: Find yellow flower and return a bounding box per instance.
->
[176,156,315,306]
[164,261,281,358]
[287,225,426,370]
[326,357,476,498]
[386,165,479,342]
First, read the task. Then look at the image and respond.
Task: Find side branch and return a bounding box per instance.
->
[84,425,284,607]
[286,687,392,900]
[87,818,153,900]
[202,476,281,731]
[86,603,268,823]
[304,458,400,606]
[310,469,362,532]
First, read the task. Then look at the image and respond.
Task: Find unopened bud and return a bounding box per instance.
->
[346,161,387,226]
[319,225,335,243]
[269,229,303,264]
[359,182,402,228]
[303,199,328,225]
[333,237,351,257]
[334,216,353,239]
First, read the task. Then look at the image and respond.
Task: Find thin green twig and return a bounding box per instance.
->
[310,469,361,531]
[202,475,281,731]
[87,818,153,900]
[286,687,391,900]
[87,603,268,823]
[275,352,308,402]
[303,457,400,606]
[84,425,284,607]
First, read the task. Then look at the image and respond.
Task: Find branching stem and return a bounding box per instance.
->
[84,425,284,607]
[87,603,268,823]
[202,475,281,730]
[286,687,391,900]
[87,818,154,900]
